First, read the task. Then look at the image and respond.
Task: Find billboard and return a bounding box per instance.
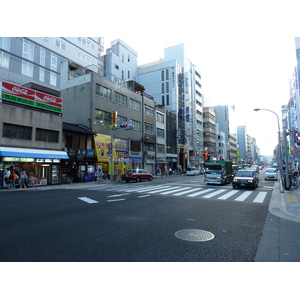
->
[0,80,63,114]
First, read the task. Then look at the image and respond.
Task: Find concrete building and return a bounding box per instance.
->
[203,107,216,160]
[212,105,238,163]
[138,43,204,170]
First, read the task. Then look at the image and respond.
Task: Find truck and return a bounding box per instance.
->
[204,160,233,185]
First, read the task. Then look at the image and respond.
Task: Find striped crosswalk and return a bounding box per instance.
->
[69,183,270,204]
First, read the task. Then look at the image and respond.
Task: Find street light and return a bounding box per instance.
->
[253,108,288,191]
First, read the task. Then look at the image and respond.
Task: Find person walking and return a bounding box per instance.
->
[169,168,173,177]
[96,169,103,184]
[10,170,17,189]
[19,168,27,189]
[5,168,11,189]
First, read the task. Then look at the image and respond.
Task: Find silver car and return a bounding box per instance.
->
[264,168,278,181]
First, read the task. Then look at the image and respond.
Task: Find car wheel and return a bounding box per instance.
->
[125,180,129,183]
[148,176,153,181]
[232,185,236,189]
[136,177,141,183]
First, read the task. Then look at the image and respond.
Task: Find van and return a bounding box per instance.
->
[186,167,199,176]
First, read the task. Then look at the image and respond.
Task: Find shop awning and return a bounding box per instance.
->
[0,147,69,159]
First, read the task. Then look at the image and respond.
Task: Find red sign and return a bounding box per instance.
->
[35,91,63,108]
[2,81,35,101]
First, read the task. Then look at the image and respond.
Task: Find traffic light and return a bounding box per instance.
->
[120,121,133,130]
[297,135,300,145]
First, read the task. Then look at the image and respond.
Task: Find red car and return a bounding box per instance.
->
[121,169,153,183]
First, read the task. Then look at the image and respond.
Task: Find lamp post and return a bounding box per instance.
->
[253,108,287,191]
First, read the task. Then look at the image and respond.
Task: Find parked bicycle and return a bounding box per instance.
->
[291,171,300,189]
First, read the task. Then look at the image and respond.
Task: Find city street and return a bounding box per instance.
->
[0,173,276,262]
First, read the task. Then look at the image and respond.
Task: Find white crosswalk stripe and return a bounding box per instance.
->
[69,183,269,204]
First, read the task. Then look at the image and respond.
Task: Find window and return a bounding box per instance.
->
[36,128,59,143]
[95,109,111,124]
[166,69,169,80]
[39,67,45,82]
[145,105,154,116]
[76,50,92,64]
[117,115,127,126]
[145,143,155,152]
[132,120,141,132]
[22,39,34,61]
[166,95,169,105]
[115,92,127,106]
[130,99,141,111]
[114,138,127,150]
[157,144,165,153]
[157,128,164,138]
[3,123,32,140]
[0,37,10,51]
[145,122,154,134]
[114,63,119,70]
[156,113,164,123]
[128,54,130,62]
[51,53,57,71]
[128,70,130,79]
[50,72,57,86]
[162,82,164,93]
[95,84,112,100]
[162,95,165,105]
[122,54,124,62]
[77,37,95,50]
[55,39,65,50]
[166,82,169,93]
[21,60,33,77]
[40,48,45,66]
[161,70,164,81]
[130,140,141,151]
[0,51,9,69]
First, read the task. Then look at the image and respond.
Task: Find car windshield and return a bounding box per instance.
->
[125,169,138,174]
[205,169,222,174]
[266,168,276,173]
[236,171,254,177]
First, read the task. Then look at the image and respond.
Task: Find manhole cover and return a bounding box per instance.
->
[175,229,215,242]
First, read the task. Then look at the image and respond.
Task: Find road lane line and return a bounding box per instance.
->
[122,185,171,192]
[234,191,253,201]
[138,195,151,198]
[203,189,227,199]
[107,199,126,202]
[77,197,98,204]
[217,190,239,200]
[253,191,267,203]
[187,188,215,197]
[107,193,130,197]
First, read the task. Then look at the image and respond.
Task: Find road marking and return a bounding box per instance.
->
[253,192,267,203]
[138,195,151,198]
[107,199,126,202]
[217,190,239,200]
[107,193,130,197]
[122,185,171,193]
[159,187,191,195]
[203,189,227,198]
[187,188,215,197]
[173,188,203,196]
[234,191,252,201]
[147,186,180,194]
[77,197,98,204]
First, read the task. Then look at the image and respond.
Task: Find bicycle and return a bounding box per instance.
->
[291,172,300,189]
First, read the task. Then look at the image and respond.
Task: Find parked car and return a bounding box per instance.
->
[232,169,259,189]
[121,169,153,183]
[264,168,278,181]
[186,167,200,176]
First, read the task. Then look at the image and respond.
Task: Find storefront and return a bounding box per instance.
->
[0,147,69,188]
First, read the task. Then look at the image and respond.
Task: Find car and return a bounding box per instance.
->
[250,165,259,174]
[186,167,199,176]
[264,168,278,181]
[232,169,259,189]
[121,169,153,183]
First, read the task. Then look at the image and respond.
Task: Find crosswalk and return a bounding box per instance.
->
[68,183,271,204]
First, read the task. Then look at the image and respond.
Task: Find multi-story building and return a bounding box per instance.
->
[212,105,238,163]
[203,107,216,160]
[138,43,204,170]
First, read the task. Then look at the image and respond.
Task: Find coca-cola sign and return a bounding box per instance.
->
[1,80,63,113]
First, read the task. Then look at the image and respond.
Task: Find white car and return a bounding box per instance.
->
[264,168,278,181]
[186,167,199,176]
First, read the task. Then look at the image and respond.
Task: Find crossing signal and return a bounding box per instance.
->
[297,135,300,145]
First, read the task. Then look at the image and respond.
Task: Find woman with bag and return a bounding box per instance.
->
[19,168,27,189]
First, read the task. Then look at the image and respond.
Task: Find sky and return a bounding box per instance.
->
[3,1,300,158]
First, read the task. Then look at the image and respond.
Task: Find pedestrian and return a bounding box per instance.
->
[10,170,18,189]
[96,169,103,184]
[19,168,27,189]
[169,168,172,177]
[5,168,11,189]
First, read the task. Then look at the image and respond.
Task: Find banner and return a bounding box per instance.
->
[0,80,63,114]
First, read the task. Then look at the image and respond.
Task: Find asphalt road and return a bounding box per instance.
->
[0,174,274,262]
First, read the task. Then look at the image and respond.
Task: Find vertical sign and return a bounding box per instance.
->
[112,111,117,127]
